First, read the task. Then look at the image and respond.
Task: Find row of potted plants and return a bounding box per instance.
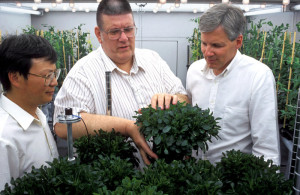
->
[1,103,293,194]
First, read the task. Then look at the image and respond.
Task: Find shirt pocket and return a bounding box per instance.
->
[222,106,249,136]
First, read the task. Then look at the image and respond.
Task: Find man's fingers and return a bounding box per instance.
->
[139,150,151,165]
[172,95,178,105]
[151,94,178,110]
[151,95,158,109]
[138,141,158,165]
[164,94,172,109]
[157,94,165,110]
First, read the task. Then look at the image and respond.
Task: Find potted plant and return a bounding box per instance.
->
[74,129,139,166]
[134,102,221,163]
[216,150,293,194]
[135,158,222,195]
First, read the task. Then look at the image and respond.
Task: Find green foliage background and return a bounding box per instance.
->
[21,24,93,87]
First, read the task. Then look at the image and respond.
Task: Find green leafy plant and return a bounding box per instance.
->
[94,177,165,195]
[187,18,202,64]
[1,156,136,195]
[135,158,222,195]
[0,158,105,195]
[216,150,293,194]
[1,147,292,194]
[22,24,93,88]
[134,102,221,163]
[74,129,139,167]
[90,155,137,191]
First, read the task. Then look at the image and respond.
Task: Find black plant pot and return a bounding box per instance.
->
[280,126,293,141]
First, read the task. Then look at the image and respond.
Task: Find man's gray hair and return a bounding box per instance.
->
[199,4,246,41]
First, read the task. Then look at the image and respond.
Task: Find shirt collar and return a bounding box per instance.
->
[201,50,242,79]
[98,46,144,75]
[0,93,42,131]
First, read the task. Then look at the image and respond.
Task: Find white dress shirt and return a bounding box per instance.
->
[186,51,280,165]
[0,94,59,190]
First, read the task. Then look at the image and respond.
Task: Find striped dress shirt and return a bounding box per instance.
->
[54,46,186,124]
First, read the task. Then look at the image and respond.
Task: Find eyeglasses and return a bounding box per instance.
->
[28,69,61,86]
[102,26,137,40]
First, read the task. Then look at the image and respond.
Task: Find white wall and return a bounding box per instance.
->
[0,12,31,36]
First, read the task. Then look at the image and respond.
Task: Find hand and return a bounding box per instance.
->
[151,93,178,110]
[125,121,158,165]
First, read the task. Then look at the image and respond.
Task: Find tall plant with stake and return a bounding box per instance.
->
[22,24,93,88]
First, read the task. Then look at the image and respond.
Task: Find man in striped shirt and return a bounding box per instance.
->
[54,0,188,165]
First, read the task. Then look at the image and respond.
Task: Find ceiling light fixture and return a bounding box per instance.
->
[45,7,50,12]
[260,3,266,8]
[97,0,102,3]
[244,7,282,16]
[243,0,249,5]
[0,6,42,15]
[222,0,229,3]
[56,0,63,4]
[51,2,57,7]
[34,0,41,4]
[282,0,290,5]
[32,5,38,10]
[209,3,214,8]
[291,4,300,10]
[160,0,167,4]
[181,0,188,3]
[69,2,75,8]
[16,2,22,7]
[175,0,180,8]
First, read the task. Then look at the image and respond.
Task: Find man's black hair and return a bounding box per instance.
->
[0,34,57,91]
[96,0,133,30]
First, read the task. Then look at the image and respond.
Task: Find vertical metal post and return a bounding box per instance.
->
[187,45,190,69]
[106,71,112,116]
[58,108,80,162]
[290,88,300,179]
[66,123,75,161]
[294,144,300,194]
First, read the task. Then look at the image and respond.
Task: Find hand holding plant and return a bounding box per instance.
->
[134,102,221,163]
[125,121,158,165]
